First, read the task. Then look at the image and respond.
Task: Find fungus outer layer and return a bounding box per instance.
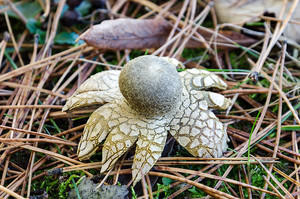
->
[62,56,232,186]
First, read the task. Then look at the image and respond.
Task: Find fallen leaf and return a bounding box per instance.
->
[79,18,256,50]
[0,1,42,20]
[54,32,84,45]
[214,0,300,42]
[79,18,171,50]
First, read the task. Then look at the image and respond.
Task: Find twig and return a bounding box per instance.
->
[41,0,66,58]
[3,0,27,24]
[4,11,24,66]
[0,184,25,199]
[149,171,238,199]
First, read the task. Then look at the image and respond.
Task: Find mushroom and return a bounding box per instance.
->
[63,55,231,185]
[119,55,182,116]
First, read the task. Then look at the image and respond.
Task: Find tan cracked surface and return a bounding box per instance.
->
[63,60,231,185]
[62,70,121,112]
[169,69,230,159]
[77,98,170,185]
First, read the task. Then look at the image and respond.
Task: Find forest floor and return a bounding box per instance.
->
[0,0,299,198]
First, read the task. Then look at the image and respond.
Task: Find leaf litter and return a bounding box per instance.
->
[0,0,299,198]
[79,18,256,50]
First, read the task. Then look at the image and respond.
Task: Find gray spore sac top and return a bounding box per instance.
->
[119,55,182,116]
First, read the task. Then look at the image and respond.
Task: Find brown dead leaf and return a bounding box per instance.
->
[214,0,300,42]
[79,18,171,50]
[79,18,256,51]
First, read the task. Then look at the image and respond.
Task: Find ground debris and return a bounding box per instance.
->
[68,177,129,199]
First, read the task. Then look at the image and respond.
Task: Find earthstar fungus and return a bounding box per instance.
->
[63,55,231,185]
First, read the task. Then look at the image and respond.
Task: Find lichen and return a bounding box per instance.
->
[68,177,128,199]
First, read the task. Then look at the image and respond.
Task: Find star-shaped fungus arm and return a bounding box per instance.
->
[169,69,231,158]
[180,69,231,110]
[132,124,168,186]
[100,125,139,173]
[201,91,231,110]
[170,108,228,158]
[62,70,122,112]
[187,69,228,90]
[77,104,112,160]
[100,99,141,173]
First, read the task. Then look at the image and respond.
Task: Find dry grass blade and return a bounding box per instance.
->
[0,82,67,99]
[155,166,279,197]
[0,138,76,146]
[4,11,24,66]
[0,184,25,199]
[0,105,63,109]
[0,125,72,143]
[261,41,287,199]
[273,167,300,187]
[262,175,285,199]
[149,171,238,199]
[260,70,300,125]
[0,44,88,82]
[254,0,299,73]
[19,144,80,165]
[252,156,294,198]
[61,157,278,172]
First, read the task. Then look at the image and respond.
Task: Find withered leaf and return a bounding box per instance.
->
[79,18,256,51]
[214,0,300,43]
[79,18,171,50]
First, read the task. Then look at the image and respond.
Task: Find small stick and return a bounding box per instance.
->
[42,0,50,18]
[0,32,10,67]
[146,174,153,199]
[96,168,113,189]
[263,175,285,199]
[141,170,149,199]
[4,11,24,66]
[253,156,293,198]
[0,138,77,146]
[3,0,27,24]
[0,105,63,109]
[0,184,26,199]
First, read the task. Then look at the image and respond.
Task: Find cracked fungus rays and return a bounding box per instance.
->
[63,55,231,185]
